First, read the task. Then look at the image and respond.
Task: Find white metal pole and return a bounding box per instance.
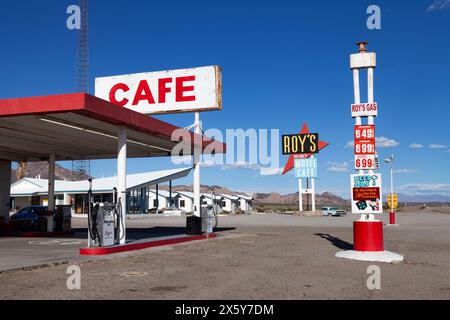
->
[368,67,375,177]
[48,154,56,212]
[353,69,361,104]
[193,112,201,217]
[391,167,394,211]
[47,154,56,232]
[63,193,69,205]
[311,177,316,212]
[117,126,127,244]
[368,67,374,103]
[353,67,365,220]
[298,178,303,212]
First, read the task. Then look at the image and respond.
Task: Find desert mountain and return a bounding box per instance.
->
[10,163,350,205]
[11,161,91,183]
[159,184,349,206]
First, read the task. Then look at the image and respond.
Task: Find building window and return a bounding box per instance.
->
[74,194,88,214]
[180,200,185,208]
[153,199,159,207]
[221,201,226,207]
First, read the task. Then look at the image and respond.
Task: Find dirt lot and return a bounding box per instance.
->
[0,209,449,300]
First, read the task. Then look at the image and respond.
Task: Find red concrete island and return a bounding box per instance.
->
[79,233,218,256]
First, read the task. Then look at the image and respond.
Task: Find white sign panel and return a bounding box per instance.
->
[350,173,383,214]
[95,66,222,115]
[351,102,378,118]
[354,154,376,170]
[294,158,318,178]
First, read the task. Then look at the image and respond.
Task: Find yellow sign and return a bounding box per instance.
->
[387,194,398,209]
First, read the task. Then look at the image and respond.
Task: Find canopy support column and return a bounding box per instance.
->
[117,127,127,244]
[193,112,201,217]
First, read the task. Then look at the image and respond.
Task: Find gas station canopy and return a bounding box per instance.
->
[0,93,226,162]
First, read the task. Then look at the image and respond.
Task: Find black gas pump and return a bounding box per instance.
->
[186,188,218,235]
[87,179,122,247]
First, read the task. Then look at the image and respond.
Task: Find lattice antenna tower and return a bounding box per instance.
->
[73,0,91,177]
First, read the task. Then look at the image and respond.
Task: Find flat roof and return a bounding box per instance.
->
[0,93,225,161]
[11,167,192,196]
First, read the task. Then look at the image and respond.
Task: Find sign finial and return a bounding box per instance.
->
[356,41,369,53]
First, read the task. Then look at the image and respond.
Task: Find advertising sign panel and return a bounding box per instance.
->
[282,133,319,155]
[351,102,378,118]
[294,158,318,178]
[351,173,383,214]
[95,66,222,115]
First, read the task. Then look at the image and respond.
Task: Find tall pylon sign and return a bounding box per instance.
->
[282,123,329,212]
[335,42,403,263]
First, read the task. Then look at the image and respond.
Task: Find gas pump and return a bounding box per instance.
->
[186,189,218,235]
[200,189,219,234]
[87,179,124,247]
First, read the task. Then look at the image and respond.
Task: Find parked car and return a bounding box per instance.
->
[335,209,347,217]
[322,207,338,216]
[9,206,49,231]
[322,207,347,217]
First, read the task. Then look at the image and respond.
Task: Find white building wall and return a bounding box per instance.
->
[239,199,246,211]
[148,193,168,209]
[177,195,193,213]
[221,198,238,213]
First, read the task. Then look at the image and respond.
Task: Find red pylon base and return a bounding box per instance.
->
[353,220,384,252]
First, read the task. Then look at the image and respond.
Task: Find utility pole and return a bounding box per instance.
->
[384,155,396,225]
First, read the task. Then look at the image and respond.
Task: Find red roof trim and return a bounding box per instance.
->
[0,93,226,153]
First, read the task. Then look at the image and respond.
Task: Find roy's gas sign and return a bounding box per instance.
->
[351,102,378,118]
[95,66,222,115]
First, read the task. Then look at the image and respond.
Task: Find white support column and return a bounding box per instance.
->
[48,154,56,213]
[353,69,361,104]
[63,193,70,205]
[311,178,316,212]
[390,168,394,211]
[368,67,374,103]
[0,160,11,220]
[298,178,303,212]
[193,112,201,217]
[117,127,127,244]
[47,154,56,232]
[367,67,375,127]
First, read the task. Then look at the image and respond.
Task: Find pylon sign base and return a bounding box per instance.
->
[335,250,404,263]
[353,220,384,251]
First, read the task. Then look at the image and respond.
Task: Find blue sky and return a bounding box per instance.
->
[1,0,449,198]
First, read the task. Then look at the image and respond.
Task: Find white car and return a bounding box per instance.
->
[322,207,347,217]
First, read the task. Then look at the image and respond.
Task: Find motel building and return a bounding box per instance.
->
[9,167,254,216]
[220,194,241,214]
[10,168,192,215]
[164,191,254,214]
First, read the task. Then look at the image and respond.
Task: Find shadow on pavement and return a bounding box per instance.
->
[314,233,353,250]
[71,226,236,240]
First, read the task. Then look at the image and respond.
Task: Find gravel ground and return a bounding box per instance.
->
[0,210,449,300]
